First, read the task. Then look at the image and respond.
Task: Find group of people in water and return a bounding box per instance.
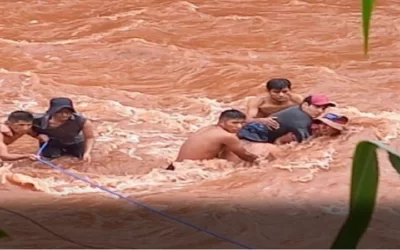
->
[167,78,349,170]
[0,97,94,163]
[0,78,348,170]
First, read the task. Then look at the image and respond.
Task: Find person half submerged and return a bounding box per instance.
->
[238,94,336,144]
[0,111,39,162]
[166,109,258,170]
[31,97,95,162]
[275,113,349,144]
[245,78,303,129]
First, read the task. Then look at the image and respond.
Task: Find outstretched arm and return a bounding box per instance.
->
[82,120,95,159]
[0,134,34,161]
[223,135,258,163]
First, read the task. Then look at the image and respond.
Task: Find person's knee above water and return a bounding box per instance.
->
[31,97,95,162]
[275,113,349,144]
[0,111,39,162]
[166,109,258,170]
[238,94,336,144]
[245,78,303,129]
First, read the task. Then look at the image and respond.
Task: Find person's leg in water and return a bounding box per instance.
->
[64,141,85,159]
[39,141,63,159]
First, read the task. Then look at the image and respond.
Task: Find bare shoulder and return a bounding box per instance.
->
[220,132,240,145]
[290,93,303,103]
[247,96,263,106]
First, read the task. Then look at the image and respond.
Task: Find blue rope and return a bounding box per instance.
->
[35,141,253,249]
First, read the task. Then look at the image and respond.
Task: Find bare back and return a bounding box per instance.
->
[176,125,232,161]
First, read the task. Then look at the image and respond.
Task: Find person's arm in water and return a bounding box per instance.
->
[222,135,258,162]
[291,127,312,143]
[246,97,279,129]
[82,120,95,162]
[0,134,37,161]
[274,132,296,145]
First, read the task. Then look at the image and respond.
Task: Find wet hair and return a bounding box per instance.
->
[302,95,313,104]
[266,78,292,91]
[7,111,34,123]
[218,109,246,121]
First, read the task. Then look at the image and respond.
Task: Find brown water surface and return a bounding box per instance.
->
[1,0,400,248]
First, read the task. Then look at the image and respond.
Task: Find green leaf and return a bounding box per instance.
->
[0,229,8,238]
[362,0,376,55]
[331,140,400,248]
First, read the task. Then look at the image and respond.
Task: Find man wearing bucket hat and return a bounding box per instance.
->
[313,113,349,136]
[31,97,95,162]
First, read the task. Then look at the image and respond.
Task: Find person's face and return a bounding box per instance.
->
[317,123,340,136]
[268,87,290,102]
[53,108,73,121]
[302,103,327,118]
[7,120,32,134]
[222,118,246,133]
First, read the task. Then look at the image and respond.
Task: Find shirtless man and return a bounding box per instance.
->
[246,78,303,129]
[0,111,38,162]
[166,109,258,170]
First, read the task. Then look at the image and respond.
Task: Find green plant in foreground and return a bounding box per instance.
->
[331,140,400,248]
[361,0,376,55]
[0,229,8,238]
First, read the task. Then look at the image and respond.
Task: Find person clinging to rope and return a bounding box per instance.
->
[0,111,39,162]
[30,97,95,162]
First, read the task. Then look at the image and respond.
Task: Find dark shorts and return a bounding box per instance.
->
[39,141,85,159]
[237,121,271,143]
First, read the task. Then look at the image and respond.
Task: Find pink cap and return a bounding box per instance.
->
[310,94,336,107]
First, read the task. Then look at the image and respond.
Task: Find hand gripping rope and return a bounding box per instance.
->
[35,141,253,249]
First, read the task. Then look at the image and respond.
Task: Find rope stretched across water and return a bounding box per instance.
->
[36,141,253,249]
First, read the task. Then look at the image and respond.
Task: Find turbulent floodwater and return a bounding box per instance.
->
[0,0,400,248]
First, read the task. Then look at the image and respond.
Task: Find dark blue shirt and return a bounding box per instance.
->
[32,113,87,145]
[238,106,313,143]
[266,106,313,143]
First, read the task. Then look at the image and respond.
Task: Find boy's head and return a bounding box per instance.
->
[300,94,336,118]
[218,109,246,133]
[5,111,34,134]
[265,78,292,102]
[314,113,349,136]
